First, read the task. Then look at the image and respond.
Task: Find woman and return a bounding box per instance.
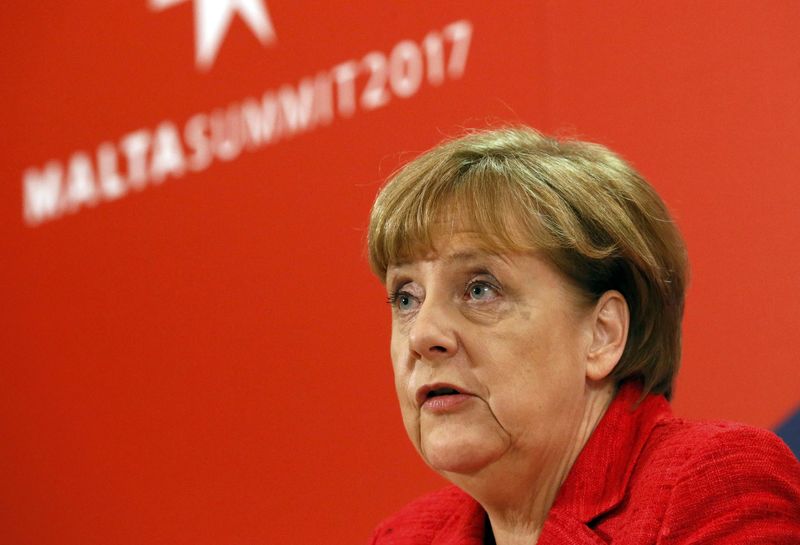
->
[366,127,800,544]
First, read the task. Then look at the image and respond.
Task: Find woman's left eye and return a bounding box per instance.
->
[466,281,498,301]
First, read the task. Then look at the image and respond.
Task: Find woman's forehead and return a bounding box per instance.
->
[386,229,528,271]
[374,199,551,280]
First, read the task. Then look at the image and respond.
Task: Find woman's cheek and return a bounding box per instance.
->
[461,299,516,326]
[398,398,422,451]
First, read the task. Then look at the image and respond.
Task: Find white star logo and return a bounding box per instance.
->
[150,0,277,71]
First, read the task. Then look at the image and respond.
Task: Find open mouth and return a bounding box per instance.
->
[427,387,460,398]
[417,384,469,407]
[418,384,472,411]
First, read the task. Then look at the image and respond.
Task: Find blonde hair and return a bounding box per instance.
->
[368,127,688,399]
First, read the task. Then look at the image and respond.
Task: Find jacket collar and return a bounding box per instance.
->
[548,381,671,522]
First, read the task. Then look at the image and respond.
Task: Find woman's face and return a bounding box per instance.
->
[386,230,597,477]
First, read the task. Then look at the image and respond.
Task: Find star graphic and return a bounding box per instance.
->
[150,0,277,70]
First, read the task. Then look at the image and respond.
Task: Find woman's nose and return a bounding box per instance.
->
[408,299,458,361]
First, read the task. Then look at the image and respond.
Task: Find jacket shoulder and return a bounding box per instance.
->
[643,417,797,469]
[368,486,478,545]
[644,418,800,543]
[644,417,800,483]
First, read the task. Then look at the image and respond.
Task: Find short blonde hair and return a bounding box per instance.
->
[368,127,688,399]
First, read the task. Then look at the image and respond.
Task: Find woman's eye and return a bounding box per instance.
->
[466,281,498,301]
[397,293,414,309]
[388,290,418,311]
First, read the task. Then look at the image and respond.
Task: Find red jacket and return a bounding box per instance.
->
[369,382,800,544]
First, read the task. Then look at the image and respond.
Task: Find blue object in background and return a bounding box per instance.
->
[775,406,800,459]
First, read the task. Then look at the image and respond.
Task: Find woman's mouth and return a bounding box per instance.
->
[428,387,460,397]
[417,384,474,413]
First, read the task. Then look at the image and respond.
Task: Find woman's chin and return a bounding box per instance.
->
[420,431,507,475]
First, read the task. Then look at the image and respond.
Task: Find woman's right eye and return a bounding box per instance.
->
[388,291,418,311]
[397,293,414,310]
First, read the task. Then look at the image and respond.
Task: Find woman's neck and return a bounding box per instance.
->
[452,382,616,545]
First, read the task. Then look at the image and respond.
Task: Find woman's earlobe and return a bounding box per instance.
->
[586,291,629,381]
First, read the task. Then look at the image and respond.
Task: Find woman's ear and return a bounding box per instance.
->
[586,290,629,382]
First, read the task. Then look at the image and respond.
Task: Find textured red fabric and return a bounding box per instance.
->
[369,382,800,544]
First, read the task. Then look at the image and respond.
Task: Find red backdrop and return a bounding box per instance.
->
[2,2,799,544]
